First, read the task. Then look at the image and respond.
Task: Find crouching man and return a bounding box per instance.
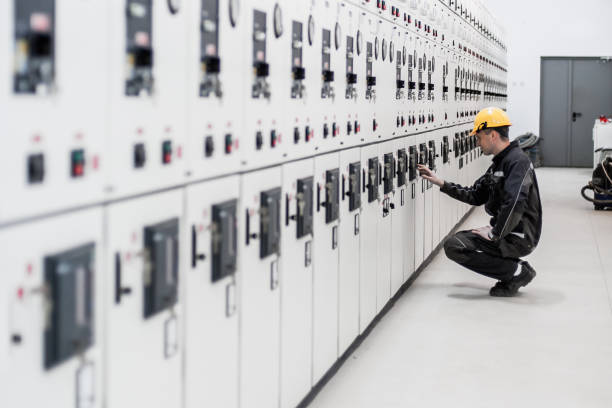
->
[418,107,543,297]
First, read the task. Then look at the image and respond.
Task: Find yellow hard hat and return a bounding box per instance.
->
[470,107,512,135]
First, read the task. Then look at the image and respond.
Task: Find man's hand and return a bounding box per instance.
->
[471,225,492,241]
[417,164,444,187]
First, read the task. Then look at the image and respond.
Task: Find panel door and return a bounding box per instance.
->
[184,177,240,408]
[280,159,314,408]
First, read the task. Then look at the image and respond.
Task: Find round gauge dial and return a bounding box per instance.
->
[273,4,283,38]
[229,0,239,27]
[308,15,315,45]
[356,30,363,55]
[334,22,342,50]
[389,41,394,62]
[375,37,379,60]
[382,38,387,61]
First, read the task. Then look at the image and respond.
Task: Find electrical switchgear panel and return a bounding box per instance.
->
[397,149,408,187]
[13,0,55,94]
[260,187,281,258]
[325,169,340,224]
[211,199,238,282]
[348,162,361,212]
[143,219,179,318]
[367,157,380,202]
[383,153,396,195]
[296,177,314,238]
[44,243,95,369]
[200,0,222,98]
[125,0,154,96]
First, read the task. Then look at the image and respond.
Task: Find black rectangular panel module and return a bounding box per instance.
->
[428,140,436,170]
[346,36,354,75]
[368,157,379,202]
[325,169,340,224]
[125,0,154,96]
[442,136,450,163]
[397,149,407,187]
[143,218,179,319]
[366,42,373,78]
[292,21,304,69]
[383,153,395,194]
[322,29,332,74]
[253,10,267,65]
[419,144,427,166]
[211,199,238,282]
[296,177,314,238]
[44,243,95,369]
[408,146,417,181]
[348,162,361,211]
[13,0,56,94]
[260,187,281,258]
[201,0,219,59]
[454,134,460,158]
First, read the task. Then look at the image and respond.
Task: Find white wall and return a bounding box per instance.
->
[482,0,612,139]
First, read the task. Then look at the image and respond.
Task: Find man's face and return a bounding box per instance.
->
[475,129,494,155]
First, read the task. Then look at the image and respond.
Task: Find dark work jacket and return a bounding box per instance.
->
[440,140,543,258]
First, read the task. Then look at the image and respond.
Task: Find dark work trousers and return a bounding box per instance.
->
[443,230,524,282]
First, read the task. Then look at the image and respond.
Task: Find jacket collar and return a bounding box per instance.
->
[493,140,519,164]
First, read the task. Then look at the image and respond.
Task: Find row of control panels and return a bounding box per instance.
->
[0,0,506,225]
[1,124,490,408]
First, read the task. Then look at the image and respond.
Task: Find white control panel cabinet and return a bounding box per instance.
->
[280,159,314,408]
[1,209,103,408]
[1,0,507,407]
[184,176,240,408]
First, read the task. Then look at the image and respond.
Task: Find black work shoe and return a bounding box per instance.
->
[489,261,537,297]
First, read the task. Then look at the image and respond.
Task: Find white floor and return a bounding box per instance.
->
[310,167,612,408]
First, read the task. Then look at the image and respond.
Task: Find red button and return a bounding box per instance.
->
[74,163,84,176]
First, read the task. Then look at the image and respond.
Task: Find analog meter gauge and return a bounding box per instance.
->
[273,4,283,38]
[308,15,315,45]
[229,0,239,27]
[375,36,379,60]
[334,22,342,50]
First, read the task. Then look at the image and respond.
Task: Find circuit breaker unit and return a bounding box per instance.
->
[143,219,179,319]
[44,243,95,369]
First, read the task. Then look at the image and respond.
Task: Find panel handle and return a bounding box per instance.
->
[115,253,132,304]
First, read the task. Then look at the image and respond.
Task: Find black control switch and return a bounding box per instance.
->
[27,153,45,183]
[204,136,214,157]
[134,143,146,168]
